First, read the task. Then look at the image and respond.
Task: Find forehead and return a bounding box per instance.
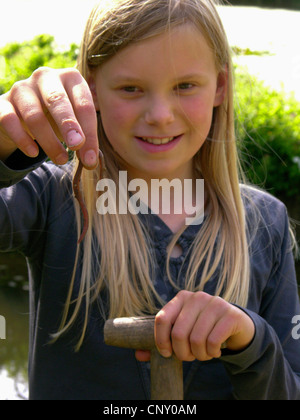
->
[97,24,217,81]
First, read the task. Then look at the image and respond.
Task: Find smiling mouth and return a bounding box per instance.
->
[137,135,180,145]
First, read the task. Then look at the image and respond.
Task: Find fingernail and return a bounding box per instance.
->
[67,130,84,148]
[159,349,172,358]
[84,149,97,167]
[26,145,39,157]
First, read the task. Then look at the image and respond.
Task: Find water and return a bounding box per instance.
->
[0,257,29,400]
[219,6,300,101]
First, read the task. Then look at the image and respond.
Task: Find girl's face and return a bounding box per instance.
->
[89,24,226,182]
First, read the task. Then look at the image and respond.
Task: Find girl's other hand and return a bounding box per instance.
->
[0,67,99,168]
[154,291,255,361]
[135,290,255,363]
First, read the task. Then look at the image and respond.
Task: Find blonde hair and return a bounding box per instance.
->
[54,0,251,350]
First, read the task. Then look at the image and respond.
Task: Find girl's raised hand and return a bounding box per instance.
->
[0,67,99,168]
[154,290,255,361]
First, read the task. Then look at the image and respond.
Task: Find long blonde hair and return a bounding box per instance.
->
[54,0,251,350]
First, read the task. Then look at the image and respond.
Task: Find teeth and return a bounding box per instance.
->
[141,137,175,145]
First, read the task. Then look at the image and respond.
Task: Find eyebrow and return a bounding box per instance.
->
[110,73,208,84]
[110,75,144,84]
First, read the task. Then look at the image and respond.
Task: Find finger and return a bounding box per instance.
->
[205,317,233,358]
[63,73,99,169]
[189,311,220,360]
[10,84,69,165]
[189,296,229,360]
[170,292,213,361]
[0,95,39,158]
[212,306,255,352]
[155,290,193,358]
[135,350,151,362]
[36,69,86,151]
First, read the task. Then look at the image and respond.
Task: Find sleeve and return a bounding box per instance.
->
[0,149,71,257]
[0,144,47,188]
[220,199,300,400]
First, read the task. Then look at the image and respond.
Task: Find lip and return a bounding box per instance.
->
[135,135,182,153]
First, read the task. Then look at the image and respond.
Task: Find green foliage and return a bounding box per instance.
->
[0,34,78,94]
[235,68,300,200]
[231,46,272,57]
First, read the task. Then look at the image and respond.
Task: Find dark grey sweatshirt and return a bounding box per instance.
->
[0,150,300,400]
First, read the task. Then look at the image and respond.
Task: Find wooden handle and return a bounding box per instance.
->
[151,348,183,400]
[104,316,155,350]
[104,316,184,400]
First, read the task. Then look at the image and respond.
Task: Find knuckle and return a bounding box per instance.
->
[76,97,95,114]
[60,117,78,131]
[45,91,67,108]
[177,290,192,300]
[227,307,240,324]
[62,67,83,82]
[189,291,211,306]
[192,290,207,300]
[9,80,26,98]
[155,311,168,326]
[62,67,81,76]
[211,295,224,308]
[61,68,84,87]
[0,109,16,127]
[31,66,51,81]
[23,109,45,127]
[208,295,226,311]
[213,295,224,303]
[196,291,211,300]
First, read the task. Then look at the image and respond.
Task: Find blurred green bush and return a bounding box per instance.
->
[235,67,300,202]
[0,34,78,94]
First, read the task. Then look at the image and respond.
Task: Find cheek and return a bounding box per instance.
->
[98,97,137,160]
[181,96,214,130]
[100,97,135,133]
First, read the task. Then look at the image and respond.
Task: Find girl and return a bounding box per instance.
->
[0,0,299,400]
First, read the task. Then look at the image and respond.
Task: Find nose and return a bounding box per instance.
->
[144,94,175,127]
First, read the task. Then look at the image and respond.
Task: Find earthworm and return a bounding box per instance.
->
[73,149,106,244]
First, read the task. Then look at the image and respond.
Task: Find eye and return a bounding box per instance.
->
[121,86,141,93]
[176,82,195,91]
